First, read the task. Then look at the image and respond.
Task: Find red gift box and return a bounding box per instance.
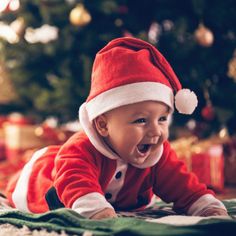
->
[191,144,224,192]
[171,137,224,192]
[0,116,7,161]
[3,116,73,163]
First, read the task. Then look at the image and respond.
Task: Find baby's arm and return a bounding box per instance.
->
[54,136,117,219]
[199,207,228,217]
[90,207,117,220]
[153,142,229,217]
[187,194,229,217]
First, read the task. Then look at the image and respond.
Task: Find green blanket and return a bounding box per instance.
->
[0,200,236,236]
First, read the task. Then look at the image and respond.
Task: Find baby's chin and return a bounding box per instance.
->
[129,156,148,165]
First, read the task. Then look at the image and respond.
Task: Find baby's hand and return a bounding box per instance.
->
[90,208,117,220]
[200,208,229,217]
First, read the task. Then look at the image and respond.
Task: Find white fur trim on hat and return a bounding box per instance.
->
[79,103,118,160]
[86,82,174,121]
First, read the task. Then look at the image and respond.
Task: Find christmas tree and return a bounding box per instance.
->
[0,0,236,137]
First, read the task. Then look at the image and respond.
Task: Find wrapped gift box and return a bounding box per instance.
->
[4,123,47,163]
[191,144,224,191]
[0,116,7,161]
[3,113,76,164]
[171,137,224,192]
[3,123,70,164]
[171,136,197,171]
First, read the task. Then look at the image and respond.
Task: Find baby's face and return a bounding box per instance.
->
[96,101,170,165]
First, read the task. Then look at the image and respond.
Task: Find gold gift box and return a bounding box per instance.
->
[4,123,48,150]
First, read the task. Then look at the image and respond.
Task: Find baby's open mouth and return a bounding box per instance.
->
[137,144,151,154]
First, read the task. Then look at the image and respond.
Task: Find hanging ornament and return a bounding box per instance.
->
[148,22,162,45]
[114,18,123,27]
[0,0,20,13]
[227,50,236,82]
[201,103,215,121]
[201,86,215,121]
[194,23,214,47]
[69,4,92,27]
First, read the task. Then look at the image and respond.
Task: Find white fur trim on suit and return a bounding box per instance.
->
[86,82,174,121]
[187,194,227,216]
[72,192,114,218]
[105,159,128,203]
[12,147,48,212]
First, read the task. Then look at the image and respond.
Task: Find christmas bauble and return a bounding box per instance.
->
[201,104,215,121]
[194,23,214,47]
[227,51,236,82]
[69,4,91,27]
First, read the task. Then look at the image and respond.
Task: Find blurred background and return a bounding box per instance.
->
[0,0,236,197]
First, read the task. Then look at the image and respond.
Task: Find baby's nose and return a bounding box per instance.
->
[147,124,161,137]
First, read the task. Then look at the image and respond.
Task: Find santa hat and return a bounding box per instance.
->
[79,37,197,162]
[80,37,197,123]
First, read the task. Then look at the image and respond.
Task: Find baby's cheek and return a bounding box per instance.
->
[163,127,169,140]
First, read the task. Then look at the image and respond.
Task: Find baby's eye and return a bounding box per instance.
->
[134,118,146,124]
[159,116,168,122]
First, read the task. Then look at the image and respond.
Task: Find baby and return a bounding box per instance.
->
[5,37,228,219]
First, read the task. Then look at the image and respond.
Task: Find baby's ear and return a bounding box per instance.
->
[94,115,109,137]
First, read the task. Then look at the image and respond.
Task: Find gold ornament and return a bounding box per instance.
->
[194,23,214,47]
[227,50,236,82]
[69,4,91,27]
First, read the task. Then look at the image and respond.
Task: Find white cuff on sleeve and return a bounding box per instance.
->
[187,194,227,216]
[72,192,114,218]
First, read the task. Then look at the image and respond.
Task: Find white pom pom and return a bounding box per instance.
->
[175,89,198,114]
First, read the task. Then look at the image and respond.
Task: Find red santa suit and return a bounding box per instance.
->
[5,131,225,218]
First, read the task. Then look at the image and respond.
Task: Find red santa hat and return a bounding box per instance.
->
[79,37,198,162]
[81,37,197,122]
